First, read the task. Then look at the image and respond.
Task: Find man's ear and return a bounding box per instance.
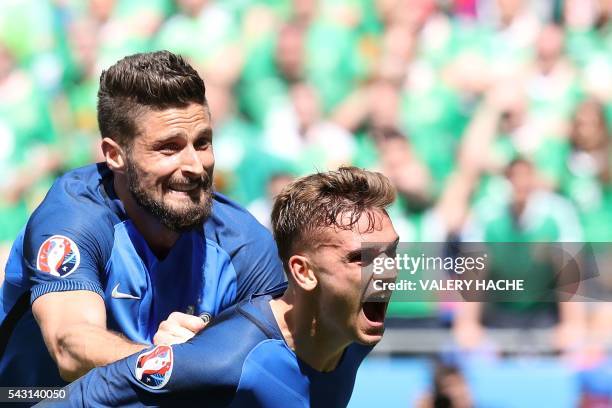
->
[287,254,318,291]
[101,137,127,173]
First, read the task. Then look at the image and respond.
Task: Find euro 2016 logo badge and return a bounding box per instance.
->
[135,346,173,389]
[36,235,80,277]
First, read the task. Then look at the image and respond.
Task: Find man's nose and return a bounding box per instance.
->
[377,256,398,282]
[180,145,205,177]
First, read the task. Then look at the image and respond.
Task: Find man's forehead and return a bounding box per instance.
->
[137,104,211,135]
[316,213,398,252]
[316,228,361,252]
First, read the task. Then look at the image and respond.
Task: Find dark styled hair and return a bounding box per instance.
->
[97,50,206,146]
[271,167,396,267]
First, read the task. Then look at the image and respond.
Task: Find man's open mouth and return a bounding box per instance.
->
[170,184,200,192]
[362,301,388,324]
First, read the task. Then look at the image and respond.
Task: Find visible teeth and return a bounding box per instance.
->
[172,185,198,192]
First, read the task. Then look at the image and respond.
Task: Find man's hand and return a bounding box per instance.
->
[153,312,209,345]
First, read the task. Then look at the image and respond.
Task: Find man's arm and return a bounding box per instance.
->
[32,290,147,381]
[39,310,257,407]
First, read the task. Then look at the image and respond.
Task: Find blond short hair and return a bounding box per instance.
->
[271,167,396,267]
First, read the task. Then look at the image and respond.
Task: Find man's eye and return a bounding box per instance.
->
[159,143,180,153]
[385,241,399,258]
[347,253,362,263]
[385,246,397,258]
[194,140,211,150]
[349,251,378,266]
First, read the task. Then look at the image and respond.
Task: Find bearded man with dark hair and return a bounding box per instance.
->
[0,51,285,387]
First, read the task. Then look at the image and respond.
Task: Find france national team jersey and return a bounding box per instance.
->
[40,283,372,407]
[0,163,285,387]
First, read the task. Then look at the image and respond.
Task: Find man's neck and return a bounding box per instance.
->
[113,176,179,259]
[269,289,350,372]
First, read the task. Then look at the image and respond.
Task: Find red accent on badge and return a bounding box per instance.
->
[36,235,80,277]
[135,346,173,389]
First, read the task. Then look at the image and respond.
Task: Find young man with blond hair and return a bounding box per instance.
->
[43,167,400,407]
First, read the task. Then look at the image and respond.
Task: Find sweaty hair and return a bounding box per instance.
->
[97,50,206,146]
[271,167,396,267]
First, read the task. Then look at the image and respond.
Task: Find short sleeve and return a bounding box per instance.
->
[23,196,113,304]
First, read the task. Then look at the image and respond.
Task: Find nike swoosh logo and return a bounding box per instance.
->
[111,283,141,300]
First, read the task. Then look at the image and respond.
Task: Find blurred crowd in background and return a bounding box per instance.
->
[1,0,612,405]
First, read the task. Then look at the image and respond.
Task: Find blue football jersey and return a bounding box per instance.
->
[0,163,285,387]
[39,283,372,407]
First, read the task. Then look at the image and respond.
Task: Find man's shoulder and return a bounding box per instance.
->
[23,163,119,254]
[204,192,277,253]
[222,289,295,373]
[207,192,269,234]
[227,335,312,408]
[28,163,118,231]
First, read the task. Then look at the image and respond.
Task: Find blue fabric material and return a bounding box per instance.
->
[0,163,285,386]
[43,284,371,407]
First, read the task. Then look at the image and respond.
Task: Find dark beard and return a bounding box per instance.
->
[126,160,214,233]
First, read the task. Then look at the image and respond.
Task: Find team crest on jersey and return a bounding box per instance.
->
[135,346,173,389]
[36,235,80,277]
